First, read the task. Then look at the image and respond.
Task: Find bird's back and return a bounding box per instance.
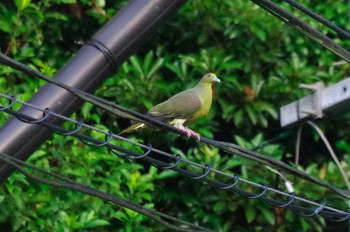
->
[148,83,213,124]
[149,89,200,119]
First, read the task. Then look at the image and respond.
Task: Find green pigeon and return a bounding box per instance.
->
[119,73,220,140]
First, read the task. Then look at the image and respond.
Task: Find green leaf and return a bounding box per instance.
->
[264,106,278,119]
[245,205,256,223]
[113,211,128,221]
[0,17,12,33]
[220,61,242,70]
[233,109,243,126]
[27,150,46,162]
[129,56,144,79]
[251,133,263,146]
[197,34,208,44]
[258,114,268,127]
[91,113,101,123]
[255,28,266,41]
[257,102,278,119]
[57,0,76,3]
[125,208,138,218]
[19,47,35,58]
[85,219,110,228]
[234,135,247,148]
[213,201,225,212]
[95,0,106,8]
[82,103,94,119]
[58,210,69,222]
[336,140,350,152]
[245,105,257,125]
[143,51,153,75]
[15,0,31,11]
[147,57,163,79]
[222,158,247,170]
[157,170,178,179]
[260,207,275,225]
[300,219,311,231]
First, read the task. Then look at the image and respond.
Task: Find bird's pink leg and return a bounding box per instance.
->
[178,125,201,141]
[185,127,201,141]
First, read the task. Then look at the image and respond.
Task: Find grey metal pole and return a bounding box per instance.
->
[0,0,187,183]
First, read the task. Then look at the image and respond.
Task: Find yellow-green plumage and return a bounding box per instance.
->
[119,73,220,140]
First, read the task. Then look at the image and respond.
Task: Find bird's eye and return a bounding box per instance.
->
[207,74,211,77]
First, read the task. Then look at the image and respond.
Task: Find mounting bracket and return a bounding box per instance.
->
[280,77,350,127]
[298,82,324,118]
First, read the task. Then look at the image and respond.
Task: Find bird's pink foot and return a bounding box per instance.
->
[179,126,200,141]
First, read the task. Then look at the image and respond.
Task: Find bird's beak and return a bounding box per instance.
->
[213,77,221,83]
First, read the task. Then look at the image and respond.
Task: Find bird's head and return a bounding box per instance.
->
[200,73,221,85]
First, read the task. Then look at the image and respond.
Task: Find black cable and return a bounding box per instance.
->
[1,52,349,200]
[283,0,350,39]
[0,97,349,221]
[0,153,212,232]
[251,0,350,63]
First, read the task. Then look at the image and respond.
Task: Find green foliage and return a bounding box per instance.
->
[1,0,350,231]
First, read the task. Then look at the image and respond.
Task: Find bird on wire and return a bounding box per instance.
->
[118,73,220,141]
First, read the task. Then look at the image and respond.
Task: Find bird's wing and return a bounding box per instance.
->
[148,89,201,121]
[118,122,146,136]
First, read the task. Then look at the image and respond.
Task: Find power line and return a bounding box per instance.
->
[0,152,211,232]
[307,121,350,192]
[1,52,349,199]
[252,0,350,63]
[0,0,348,227]
[282,0,350,39]
[0,93,349,222]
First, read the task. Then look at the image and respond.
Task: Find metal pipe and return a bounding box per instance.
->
[0,0,187,183]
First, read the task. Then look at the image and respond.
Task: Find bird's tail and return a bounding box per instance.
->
[118,122,146,137]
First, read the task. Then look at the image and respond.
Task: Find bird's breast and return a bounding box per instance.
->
[190,85,213,121]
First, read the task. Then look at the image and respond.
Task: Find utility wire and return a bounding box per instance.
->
[294,122,350,192]
[295,125,303,166]
[282,0,350,39]
[266,166,294,193]
[251,0,350,63]
[1,52,349,200]
[306,121,350,192]
[0,153,211,232]
[0,93,349,222]
[1,0,349,226]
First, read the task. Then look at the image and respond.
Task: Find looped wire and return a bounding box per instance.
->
[292,199,327,217]
[80,131,113,147]
[324,207,350,222]
[267,192,296,208]
[108,144,125,157]
[51,120,84,136]
[128,143,153,159]
[108,142,152,160]
[1,94,349,221]
[187,165,211,180]
[0,96,16,111]
[161,154,182,170]
[208,174,240,190]
[16,107,51,124]
[239,184,268,199]
[220,174,240,190]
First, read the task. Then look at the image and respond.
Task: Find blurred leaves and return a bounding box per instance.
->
[1,0,350,231]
